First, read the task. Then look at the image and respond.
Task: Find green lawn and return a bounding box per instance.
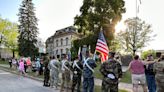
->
[120,71,131,83]
[0,60,9,65]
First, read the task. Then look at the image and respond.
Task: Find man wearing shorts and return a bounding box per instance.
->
[127,55,156,92]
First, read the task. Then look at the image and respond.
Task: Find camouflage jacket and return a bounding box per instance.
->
[154,60,164,82]
[100,58,122,79]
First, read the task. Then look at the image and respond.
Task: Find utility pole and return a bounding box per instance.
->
[133,0,141,56]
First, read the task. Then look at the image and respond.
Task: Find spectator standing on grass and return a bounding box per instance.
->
[35,58,41,76]
[26,57,32,72]
[154,54,164,92]
[49,56,60,89]
[8,58,12,68]
[18,59,25,76]
[100,52,122,92]
[39,58,44,75]
[82,51,97,92]
[144,55,156,92]
[127,55,156,92]
[23,58,27,73]
[12,57,17,69]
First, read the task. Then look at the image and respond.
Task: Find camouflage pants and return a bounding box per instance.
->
[50,70,60,88]
[60,72,71,92]
[156,75,164,92]
[83,77,94,92]
[71,75,81,92]
[101,78,118,92]
[156,81,164,92]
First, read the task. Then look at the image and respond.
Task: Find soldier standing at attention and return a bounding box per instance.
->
[154,54,164,92]
[100,52,122,92]
[83,51,97,92]
[60,54,71,92]
[43,56,50,87]
[49,56,60,89]
[71,56,83,92]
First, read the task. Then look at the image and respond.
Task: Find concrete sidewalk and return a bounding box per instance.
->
[0,64,143,92]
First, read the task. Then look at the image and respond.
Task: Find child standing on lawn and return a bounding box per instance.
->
[18,59,26,76]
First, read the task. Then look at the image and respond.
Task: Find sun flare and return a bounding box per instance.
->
[115,21,126,33]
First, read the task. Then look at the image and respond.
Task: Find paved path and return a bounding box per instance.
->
[0,69,59,92]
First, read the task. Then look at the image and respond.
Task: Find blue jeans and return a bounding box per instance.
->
[83,77,94,92]
[146,74,156,92]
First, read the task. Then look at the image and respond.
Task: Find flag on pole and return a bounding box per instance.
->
[95,31,109,63]
[78,47,82,61]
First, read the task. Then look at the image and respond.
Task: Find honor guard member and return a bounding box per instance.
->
[154,54,164,92]
[43,56,50,87]
[71,56,83,92]
[100,52,122,92]
[49,56,60,89]
[60,54,71,92]
[83,51,97,92]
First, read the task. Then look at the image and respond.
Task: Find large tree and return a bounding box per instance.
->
[74,0,126,51]
[0,17,19,58]
[18,0,38,58]
[117,17,155,55]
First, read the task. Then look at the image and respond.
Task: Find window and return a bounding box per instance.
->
[66,37,69,45]
[56,50,58,54]
[61,38,63,46]
[66,48,69,54]
[56,40,58,47]
[60,49,63,54]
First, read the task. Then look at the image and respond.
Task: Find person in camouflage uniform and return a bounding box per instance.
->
[100,52,122,92]
[60,54,71,92]
[71,56,83,92]
[49,56,60,89]
[154,54,164,92]
[43,56,50,87]
[83,51,97,92]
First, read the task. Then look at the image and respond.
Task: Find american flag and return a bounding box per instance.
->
[95,31,109,63]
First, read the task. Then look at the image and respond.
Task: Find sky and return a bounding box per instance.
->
[0,0,163,50]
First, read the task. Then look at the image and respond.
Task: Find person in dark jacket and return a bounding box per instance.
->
[43,56,50,87]
[71,56,83,92]
[145,55,156,92]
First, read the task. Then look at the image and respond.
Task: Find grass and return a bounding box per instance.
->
[94,62,103,79]
[120,71,131,83]
[95,85,128,92]
[0,60,9,65]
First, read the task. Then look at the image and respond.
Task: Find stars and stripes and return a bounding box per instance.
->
[95,31,109,62]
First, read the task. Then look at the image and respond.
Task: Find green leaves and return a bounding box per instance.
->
[74,0,126,52]
[117,17,155,55]
[18,0,38,57]
[0,17,19,58]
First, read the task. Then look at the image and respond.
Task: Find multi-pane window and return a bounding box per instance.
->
[61,38,63,46]
[66,37,69,45]
[56,40,58,47]
[61,49,63,54]
[56,49,58,54]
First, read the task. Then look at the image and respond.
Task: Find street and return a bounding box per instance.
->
[0,69,59,92]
